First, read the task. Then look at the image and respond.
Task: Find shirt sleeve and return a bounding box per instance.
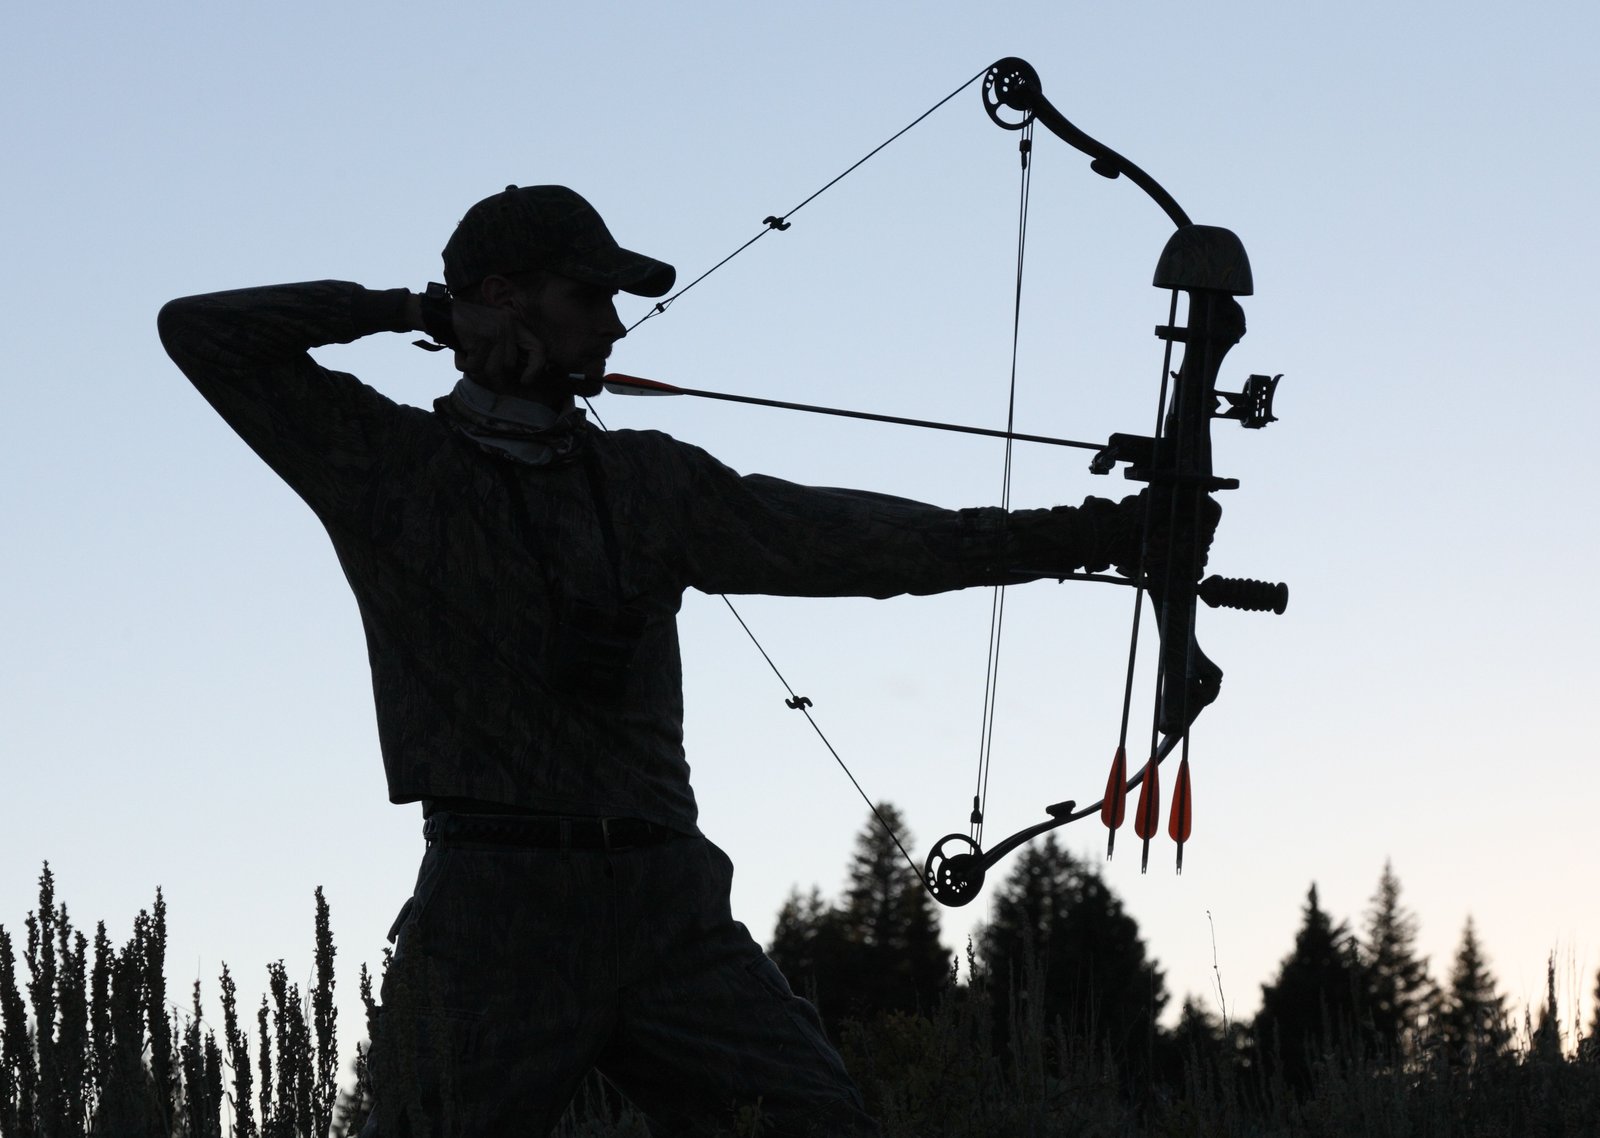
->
[157,280,414,525]
[657,437,1112,599]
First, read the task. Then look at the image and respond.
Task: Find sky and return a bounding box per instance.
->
[4,0,1599,1086]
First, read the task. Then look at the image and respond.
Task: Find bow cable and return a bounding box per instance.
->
[971,117,1036,855]
[589,390,934,890]
[627,66,990,334]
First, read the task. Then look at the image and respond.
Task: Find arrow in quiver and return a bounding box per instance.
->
[1133,757,1161,873]
[1168,754,1193,873]
[1101,745,1128,858]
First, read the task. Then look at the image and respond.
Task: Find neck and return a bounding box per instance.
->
[469,373,578,413]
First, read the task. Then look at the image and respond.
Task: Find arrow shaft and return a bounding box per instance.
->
[605,376,1103,453]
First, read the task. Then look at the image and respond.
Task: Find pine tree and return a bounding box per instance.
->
[1359,860,1435,1060]
[1253,883,1366,1090]
[768,805,950,1032]
[768,885,845,1007]
[1164,995,1228,1092]
[979,835,1167,1075]
[1581,964,1600,1064]
[1435,915,1509,1068]
[836,803,949,1014]
[1529,954,1563,1062]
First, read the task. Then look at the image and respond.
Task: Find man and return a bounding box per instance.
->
[159,185,1154,1136]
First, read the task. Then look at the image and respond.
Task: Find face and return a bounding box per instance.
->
[510,272,626,386]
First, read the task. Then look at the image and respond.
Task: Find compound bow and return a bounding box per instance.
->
[919,58,1287,905]
[597,57,1290,903]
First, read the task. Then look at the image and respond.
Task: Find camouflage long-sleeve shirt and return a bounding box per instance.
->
[159,280,1113,834]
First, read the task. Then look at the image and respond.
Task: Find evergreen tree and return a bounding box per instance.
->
[768,885,850,1013]
[1581,964,1600,1064]
[1530,953,1563,1063]
[1161,996,1228,1095]
[1359,860,1435,1060]
[1252,883,1366,1091]
[979,835,1167,1075]
[1435,915,1509,1068]
[768,804,949,1033]
[836,803,949,1014]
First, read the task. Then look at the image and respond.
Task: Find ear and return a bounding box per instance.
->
[476,274,519,309]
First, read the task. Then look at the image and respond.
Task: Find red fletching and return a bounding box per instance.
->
[603,373,682,396]
[1101,745,1128,859]
[1168,755,1193,844]
[1135,759,1160,874]
[1134,760,1161,840]
[1101,746,1128,829]
[1169,754,1192,874]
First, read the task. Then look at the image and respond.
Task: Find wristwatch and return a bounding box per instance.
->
[416,282,460,352]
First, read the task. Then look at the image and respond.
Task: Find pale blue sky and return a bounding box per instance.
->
[4,0,1598,1079]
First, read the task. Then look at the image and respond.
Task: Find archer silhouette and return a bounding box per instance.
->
[159,184,1161,1137]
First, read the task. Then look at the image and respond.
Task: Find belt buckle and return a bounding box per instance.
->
[600,817,615,851]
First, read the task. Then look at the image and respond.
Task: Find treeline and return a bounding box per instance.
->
[3,816,1600,1137]
[768,804,1600,1134]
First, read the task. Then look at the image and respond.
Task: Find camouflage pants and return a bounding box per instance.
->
[366,827,879,1137]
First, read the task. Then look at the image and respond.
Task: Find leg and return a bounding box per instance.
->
[597,840,879,1137]
[368,843,618,1137]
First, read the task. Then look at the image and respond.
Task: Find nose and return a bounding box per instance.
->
[602,299,625,342]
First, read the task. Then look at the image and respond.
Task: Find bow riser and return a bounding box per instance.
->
[1147,227,1252,737]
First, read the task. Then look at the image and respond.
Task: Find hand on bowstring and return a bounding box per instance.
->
[449,300,548,391]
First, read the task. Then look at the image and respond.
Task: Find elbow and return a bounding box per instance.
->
[156,296,196,358]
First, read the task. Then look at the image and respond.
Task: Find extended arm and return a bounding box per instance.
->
[656,441,1145,600]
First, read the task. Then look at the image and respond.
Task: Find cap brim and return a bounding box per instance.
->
[614,248,677,298]
[561,245,676,298]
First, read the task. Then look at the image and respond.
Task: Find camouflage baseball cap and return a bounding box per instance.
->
[441,185,676,297]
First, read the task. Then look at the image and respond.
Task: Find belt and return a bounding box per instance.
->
[423,811,684,850]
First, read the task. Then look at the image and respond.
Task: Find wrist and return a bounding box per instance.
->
[350,286,415,336]
[416,283,460,350]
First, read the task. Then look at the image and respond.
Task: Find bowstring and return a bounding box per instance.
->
[589,66,1003,899]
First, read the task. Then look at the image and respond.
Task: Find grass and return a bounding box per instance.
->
[2,865,1598,1137]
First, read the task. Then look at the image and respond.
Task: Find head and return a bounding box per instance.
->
[442,186,675,398]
